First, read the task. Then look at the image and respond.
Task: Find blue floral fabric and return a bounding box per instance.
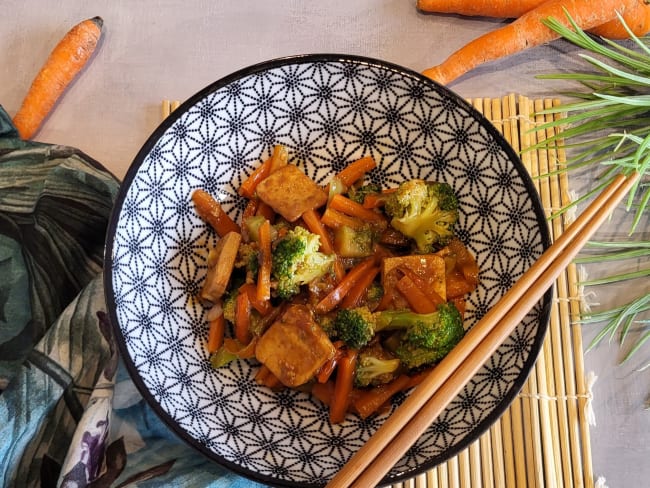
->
[0,106,267,488]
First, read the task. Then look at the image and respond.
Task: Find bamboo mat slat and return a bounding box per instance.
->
[161,95,594,488]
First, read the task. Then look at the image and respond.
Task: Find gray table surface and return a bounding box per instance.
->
[2,2,648,487]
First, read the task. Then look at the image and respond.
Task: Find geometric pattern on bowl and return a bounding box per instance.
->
[105,54,551,487]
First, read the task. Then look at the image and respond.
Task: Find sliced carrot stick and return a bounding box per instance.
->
[311,380,335,406]
[268,144,289,172]
[352,374,411,419]
[192,189,241,236]
[240,282,272,316]
[330,348,358,423]
[302,208,345,282]
[316,258,377,313]
[321,207,366,230]
[329,194,386,223]
[13,16,104,140]
[341,266,380,309]
[302,208,335,254]
[317,341,346,383]
[421,0,639,85]
[446,269,477,299]
[397,265,446,307]
[395,275,439,314]
[207,314,225,353]
[239,158,272,199]
[234,289,252,344]
[335,156,377,187]
[256,219,272,303]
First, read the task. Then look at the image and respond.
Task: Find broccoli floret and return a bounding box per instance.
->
[347,183,382,205]
[394,303,464,368]
[333,307,377,349]
[272,226,335,299]
[384,179,459,253]
[355,345,401,388]
[333,303,464,364]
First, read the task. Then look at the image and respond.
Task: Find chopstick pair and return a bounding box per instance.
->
[326,171,639,488]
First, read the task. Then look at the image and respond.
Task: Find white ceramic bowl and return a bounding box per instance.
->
[104,54,552,487]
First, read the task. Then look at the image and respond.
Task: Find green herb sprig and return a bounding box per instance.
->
[531,13,650,388]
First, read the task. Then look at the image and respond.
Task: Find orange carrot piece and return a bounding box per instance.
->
[207,314,225,353]
[397,265,446,306]
[234,289,252,344]
[257,219,272,303]
[330,348,358,423]
[590,4,650,38]
[416,0,542,17]
[302,208,335,254]
[316,258,377,313]
[317,341,346,383]
[446,269,476,299]
[302,208,345,282]
[321,207,366,230]
[192,189,241,236]
[240,282,272,316]
[352,374,411,419]
[395,275,439,314]
[12,17,104,140]
[421,0,639,85]
[416,0,650,39]
[341,266,380,309]
[329,194,386,223]
[311,380,335,406]
[335,156,377,187]
[239,158,272,199]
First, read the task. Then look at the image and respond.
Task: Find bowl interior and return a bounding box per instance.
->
[105,54,551,487]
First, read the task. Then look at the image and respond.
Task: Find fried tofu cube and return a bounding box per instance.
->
[382,254,447,309]
[200,231,242,302]
[255,304,336,387]
[256,164,327,222]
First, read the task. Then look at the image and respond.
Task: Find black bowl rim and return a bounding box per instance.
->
[103,53,553,488]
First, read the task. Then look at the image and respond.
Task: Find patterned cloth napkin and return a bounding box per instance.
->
[0,106,266,488]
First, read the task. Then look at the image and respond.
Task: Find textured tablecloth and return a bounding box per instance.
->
[0,106,265,487]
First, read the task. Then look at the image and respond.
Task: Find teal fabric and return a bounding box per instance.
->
[0,105,268,487]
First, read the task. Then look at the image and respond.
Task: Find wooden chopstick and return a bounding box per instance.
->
[326,170,639,488]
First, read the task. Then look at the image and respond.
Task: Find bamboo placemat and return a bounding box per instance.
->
[161,95,595,488]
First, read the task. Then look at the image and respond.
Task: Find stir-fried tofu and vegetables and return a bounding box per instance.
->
[192,145,479,423]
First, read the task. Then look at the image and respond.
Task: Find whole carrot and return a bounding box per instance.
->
[421,0,639,85]
[417,0,543,18]
[417,0,650,39]
[590,3,650,39]
[12,16,104,140]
